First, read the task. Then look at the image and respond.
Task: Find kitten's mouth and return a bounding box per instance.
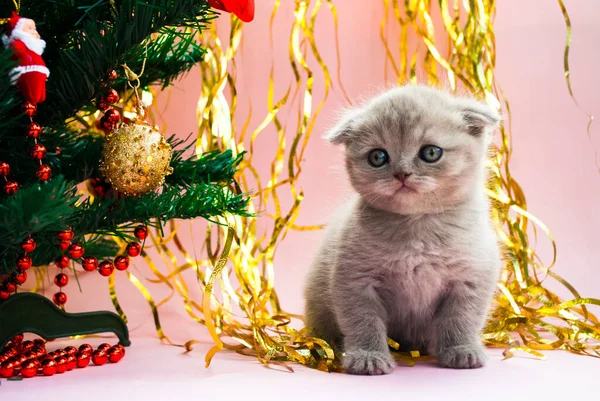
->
[395,184,417,194]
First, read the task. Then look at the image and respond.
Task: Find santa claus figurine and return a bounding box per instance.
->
[1,12,49,105]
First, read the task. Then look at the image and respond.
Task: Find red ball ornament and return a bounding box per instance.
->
[65,354,77,371]
[33,338,46,347]
[35,164,52,181]
[98,260,114,277]
[114,255,130,271]
[16,255,32,270]
[54,349,67,358]
[67,243,84,259]
[100,116,116,132]
[104,107,121,123]
[55,254,70,268]
[107,70,118,80]
[26,122,42,138]
[22,341,35,351]
[57,228,74,241]
[11,334,24,344]
[97,99,109,111]
[134,225,148,240]
[105,88,119,104]
[53,292,67,306]
[54,356,67,373]
[5,282,16,293]
[107,346,123,363]
[22,102,37,117]
[126,242,141,257]
[97,343,111,353]
[3,181,18,195]
[115,344,125,356]
[14,270,27,284]
[78,344,93,355]
[41,358,57,376]
[58,240,70,251]
[0,360,16,378]
[54,273,69,287]
[92,350,108,366]
[63,346,77,356]
[22,351,37,361]
[20,359,38,378]
[31,345,46,358]
[21,236,37,252]
[30,143,47,159]
[0,161,10,176]
[0,289,10,300]
[82,256,98,272]
[75,351,90,368]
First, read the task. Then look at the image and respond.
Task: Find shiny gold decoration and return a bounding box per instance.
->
[98,122,173,196]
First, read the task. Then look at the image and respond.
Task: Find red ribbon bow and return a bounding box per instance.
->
[208,0,255,23]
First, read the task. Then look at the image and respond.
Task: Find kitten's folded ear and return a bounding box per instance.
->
[458,99,502,137]
[324,110,356,145]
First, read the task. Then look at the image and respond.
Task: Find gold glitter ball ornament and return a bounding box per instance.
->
[99,122,173,196]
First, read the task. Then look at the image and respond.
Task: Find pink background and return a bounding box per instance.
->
[5,0,600,398]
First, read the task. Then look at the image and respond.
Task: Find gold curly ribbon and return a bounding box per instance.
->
[378,0,600,360]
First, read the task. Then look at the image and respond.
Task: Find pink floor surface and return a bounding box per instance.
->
[2,320,597,401]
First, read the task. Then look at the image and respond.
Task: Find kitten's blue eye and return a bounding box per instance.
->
[368,149,389,168]
[419,145,443,163]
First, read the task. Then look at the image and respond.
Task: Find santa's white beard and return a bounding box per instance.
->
[3,27,46,55]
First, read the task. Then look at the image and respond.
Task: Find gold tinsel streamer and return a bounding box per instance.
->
[378,0,600,360]
[111,0,600,371]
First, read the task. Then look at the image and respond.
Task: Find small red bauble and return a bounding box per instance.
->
[63,346,78,356]
[14,270,27,284]
[105,88,119,104]
[21,236,37,252]
[0,161,9,176]
[54,349,67,358]
[22,351,37,361]
[30,143,47,159]
[16,255,32,270]
[41,358,57,376]
[3,181,18,195]
[107,70,118,80]
[55,255,70,268]
[92,350,108,366]
[126,242,141,257]
[11,334,24,344]
[31,345,46,358]
[0,289,10,300]
[20,359,38,378]
[82,256,98,272]
[104,108,121,123]
[65,354,77,371]
[5,282,16,293]
[107,346,123,363]
[67,243,84,259]
[22,102,37,117]
[97,99,109,111]
[53,292,67,305]
[36,164,52,181]
[54,356,67,373]
[22,341,34,351]
[0,360,15,378]
[97,343,111,353]
[33,338,46,347]
[75,351,90,368]
[134,225,148,240]
[54,273,69,287]
[100,116,116,132]
[26,122,42,138]
[115,344,125,356]
[114,255,130,271]
[78,344,93,355]
[58,240,70,251]
[55,146,61,155]
[57,228,74,241]
[98,260,114,277]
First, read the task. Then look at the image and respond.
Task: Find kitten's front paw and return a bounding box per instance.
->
[438,344,488,369]
[343,349,395,375]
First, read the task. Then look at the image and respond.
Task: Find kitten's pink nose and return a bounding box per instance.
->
[394,172,412,183]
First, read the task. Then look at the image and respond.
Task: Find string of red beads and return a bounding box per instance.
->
[0,335,125,379]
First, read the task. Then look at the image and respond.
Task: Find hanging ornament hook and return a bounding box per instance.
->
[121,44,148,120]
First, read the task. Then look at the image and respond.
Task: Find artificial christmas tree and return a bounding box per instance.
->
[0,0,250,354]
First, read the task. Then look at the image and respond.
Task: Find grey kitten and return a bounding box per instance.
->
[304,85,501,375]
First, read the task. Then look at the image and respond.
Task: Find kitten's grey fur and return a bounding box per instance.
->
[304,85,502,375]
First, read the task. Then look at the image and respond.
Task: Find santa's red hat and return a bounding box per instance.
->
[4,12,26,38]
